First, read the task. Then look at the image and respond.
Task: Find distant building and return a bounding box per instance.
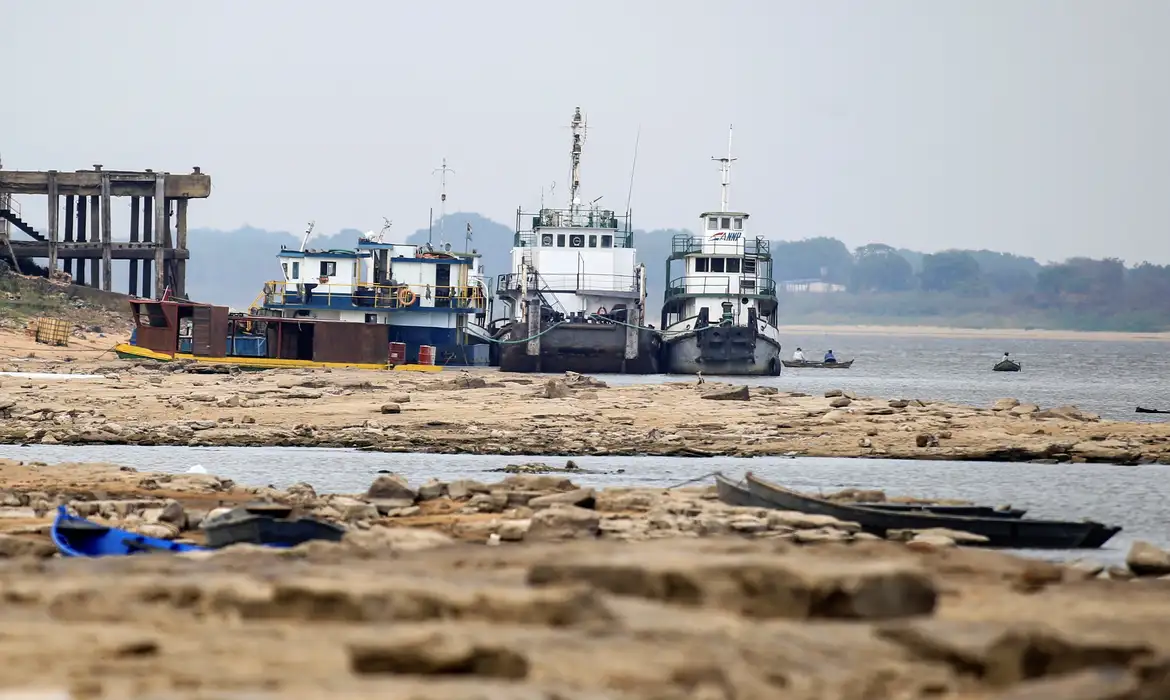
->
[780,278,847,293]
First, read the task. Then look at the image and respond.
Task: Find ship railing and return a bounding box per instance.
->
[496,272,638,295]
[518,207,630,232]
[260,280,488,311]
[664,276,777,298]
[670,233,770,258]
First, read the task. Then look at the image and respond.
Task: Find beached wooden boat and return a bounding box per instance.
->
[714,474,1027,519]
[993,359,1021,372]
[781,359,854,369]
[51,506,205,557]
[1136,407,1170,414]
[742,473,1120,549]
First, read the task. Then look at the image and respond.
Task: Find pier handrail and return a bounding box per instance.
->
[261,280,488,311]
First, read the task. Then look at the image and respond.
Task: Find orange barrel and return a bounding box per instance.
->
[417,345,435,365]
[388,342,407,364]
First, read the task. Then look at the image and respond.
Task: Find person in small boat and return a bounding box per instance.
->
[823,349,837,364]
[792,347,806,362]
[1002,352,1011,362]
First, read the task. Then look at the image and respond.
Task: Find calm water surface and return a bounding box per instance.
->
[596,333,1170,422]
[4,444,1167,566]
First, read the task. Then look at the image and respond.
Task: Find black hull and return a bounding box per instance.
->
[496,321,660,374]
[714,475,1027,519]
[1136,407,1169,414]
[993,360,1021,372]
[742,473,1120,549]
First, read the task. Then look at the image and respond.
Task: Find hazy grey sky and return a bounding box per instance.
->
[5,1,1168,264]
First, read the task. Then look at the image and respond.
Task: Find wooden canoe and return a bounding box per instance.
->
[713,474,1028,518]
[1136,407,1170,414]
[742,473,1120,549]
[781,359,854,369]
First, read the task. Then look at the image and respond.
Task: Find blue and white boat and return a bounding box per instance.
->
[255,223,493,366]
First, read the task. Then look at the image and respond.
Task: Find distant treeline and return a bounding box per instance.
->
[182,216,1170,332]
[769,237,1170,332]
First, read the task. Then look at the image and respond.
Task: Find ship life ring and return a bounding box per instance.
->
[596,306,607,317]
[397,287,416,307]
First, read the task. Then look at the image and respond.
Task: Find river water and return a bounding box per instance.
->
[598,333,1170,422]
[4,443,1167,566]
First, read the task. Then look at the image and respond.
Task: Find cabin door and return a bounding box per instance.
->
[435,264,451,308]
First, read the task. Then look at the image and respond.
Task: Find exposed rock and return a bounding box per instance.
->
[993,398,1021,411]
[365,474,416,503]
[824,389,844,398]
[829,397,852,408]
[497,519,531,542]
[1010,403,1040,416]
[524,505,601,541]
[888,399,910,408]
[526,488,596,510]
[1126,540,1170,577]
[0,533,57,558]
[916,433,939,448]
[379,403,402,414]
[701,385,750,401]
[540,379,571,399]
[415,479,447,501]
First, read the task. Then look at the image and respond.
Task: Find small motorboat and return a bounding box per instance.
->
[993,359,1022,372]
[1136,407,1170,414]
[781,359,854,369]
[51,505,206,557]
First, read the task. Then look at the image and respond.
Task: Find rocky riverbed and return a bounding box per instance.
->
[1,360,1169,464]
[2,459,1170,698]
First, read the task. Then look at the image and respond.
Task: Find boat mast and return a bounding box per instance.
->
[712,124,735,212]
[569,107,586,215]
[432,157,455,247]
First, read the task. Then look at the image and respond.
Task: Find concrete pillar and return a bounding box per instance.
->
[75,193,87,286]
[128,196,139,297]
[88,196,99,288]
[140,195,152,298]
[46,171,58,275]
[153,174,166,298]
[175,198,188,298]
[100,173,112,291]
[63,195,75,277]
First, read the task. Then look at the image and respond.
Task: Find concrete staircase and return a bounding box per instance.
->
[0,201,47,242]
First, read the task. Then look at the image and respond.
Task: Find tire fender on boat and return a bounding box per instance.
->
[768,357,781,376]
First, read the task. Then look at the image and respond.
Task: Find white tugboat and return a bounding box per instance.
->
[493,107,660,373]
[659,127,782,375]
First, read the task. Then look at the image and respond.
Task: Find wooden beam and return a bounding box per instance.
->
[141,195,152,298]
[128,196,139,297]
[175,198,188,298]
[46,171,58,274]
[88,196,100,288]
[100,173,113,291]
[154,174,166,298]
[0,170,210,198]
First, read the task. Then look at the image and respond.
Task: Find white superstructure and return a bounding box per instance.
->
[496,107,647,324]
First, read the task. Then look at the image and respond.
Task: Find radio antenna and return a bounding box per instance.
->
[625,125,641,213]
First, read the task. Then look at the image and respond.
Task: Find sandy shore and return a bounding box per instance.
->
[778,323,1170,342]
[0,459,1169,698]
[0,352,1168,463]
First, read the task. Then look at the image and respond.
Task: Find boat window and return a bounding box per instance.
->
[707,217,718,230]
[569,234,585,248]
[557,234,566,247]
[291,262,300,279]
[364,313,377,323]
[542,234,554,247]
[282,263,289,280]
[733,218,743,230]
[601,235,613,248]
[588,234,597,248]
[711,258,726,273]
[726,258,741,273]
[694,257,709,272]
[720,217,731,229]
[743,259,757,274]
[320,261,337,277]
